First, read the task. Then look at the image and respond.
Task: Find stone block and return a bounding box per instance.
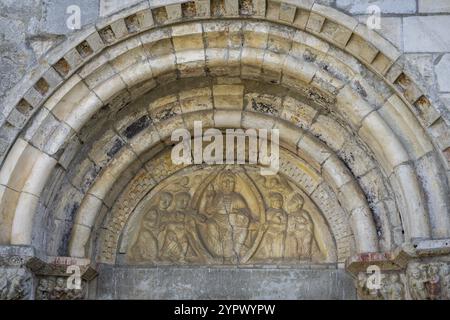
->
[100,0,142,17]
[336,0,416,14]
[338,140,375,178]
[404,16,450,52]
[274,119,303,152]
[128,126,161,155]
[179,87,213,113]
[42,0,99,35]
[0,138,28,186]
[312,3,358,31]
[195,0,211,17]
[224,0,239,16]
[336,85,374,129]
[214,110,242,128]
[109,267,356,299]
[310,115,349,152]
[355,16,402,51]
[281,96,317,130]
[435,54,450,92]
[243,23,269,49]
[353,24,400,62]
[345,33,379,64]
[358,111,409,174]
[306,12,325,33]
[323,155,352,192]
[419,0,450,13]
[110,19,129,39]
[166,4,182,20]
[279,3,297,23]
[297,134,331,170]
[379,95,433,159]
[213,84,244,110]
[241,111,275,130]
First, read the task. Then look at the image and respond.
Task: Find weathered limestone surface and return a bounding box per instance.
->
[97,265,356,299]
[419,0,450,13]
[435,54,450,92]
[0,0,450,301]
[403,16,450,52]
[336,0,416,14]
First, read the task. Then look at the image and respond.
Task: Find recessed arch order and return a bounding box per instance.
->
[0,0,449,274]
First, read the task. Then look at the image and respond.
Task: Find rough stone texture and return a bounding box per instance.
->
[98,265,356,299]
[0,0,44,102]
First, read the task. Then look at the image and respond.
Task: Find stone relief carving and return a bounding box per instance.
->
[380,274,405,300]
[126,167,333,265]
[35,277,86,300]
[0,268,31,300]
[356,262,450,300]
[407,262,450,300]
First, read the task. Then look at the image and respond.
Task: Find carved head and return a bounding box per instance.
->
[158,192,173,210]
[176,192,191,210]
[357,272,367,285]
[409,264,422,279]
[428,264,440,277]
[267,176,279,188]
[440,263,449,276]
[290,193,304,211]
[56,277,65,288]
[390,273,400,283]
[220,172,236,193]
[10,274,23,288]
[269,193,283,209]
[39,278,48,289]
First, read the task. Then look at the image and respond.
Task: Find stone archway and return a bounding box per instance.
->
[0,0,449,300]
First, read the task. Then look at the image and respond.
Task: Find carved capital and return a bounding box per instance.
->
[347,240,450,300]
[0,245,97,300]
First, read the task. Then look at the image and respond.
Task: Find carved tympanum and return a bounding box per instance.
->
[125,167,333,265]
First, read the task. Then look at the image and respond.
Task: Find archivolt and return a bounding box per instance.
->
[0,1,448,265]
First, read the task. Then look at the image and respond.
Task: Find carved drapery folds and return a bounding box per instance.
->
[124,166,335,265]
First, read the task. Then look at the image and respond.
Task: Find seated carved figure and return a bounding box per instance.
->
[201,171,251,262]
[256,193,287,260]
[131,191,173,262]
[285,194,314,260]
